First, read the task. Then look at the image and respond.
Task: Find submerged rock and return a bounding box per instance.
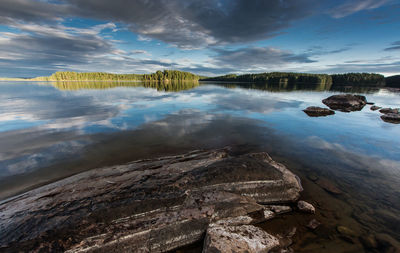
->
[370,105,382,111]
[322,94,367,112]
[337,226,357,237]
[379,108,399,114]
[0,149,302,252]
[381,113,400,124]
[359,234,378,249]
[307,219,321,230]
[316,178,342,195]
[303,106,335,117]
[203,224,279,253]
[297,200,315,213]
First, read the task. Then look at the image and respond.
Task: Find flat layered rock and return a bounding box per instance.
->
[303,106,335,117]
[322,94,367,112]
[0,149,302,252]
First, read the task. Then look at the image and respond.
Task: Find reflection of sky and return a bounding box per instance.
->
[0,81,400,179]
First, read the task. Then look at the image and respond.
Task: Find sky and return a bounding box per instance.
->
[0,0,399,77]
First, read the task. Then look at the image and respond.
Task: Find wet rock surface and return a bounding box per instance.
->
[322,94,367,112]
[0,149,303,252]
[303,106,335,117]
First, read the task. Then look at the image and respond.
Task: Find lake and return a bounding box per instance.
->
[0,81,399,252]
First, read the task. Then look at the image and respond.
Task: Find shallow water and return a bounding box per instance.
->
[0,81,399,251]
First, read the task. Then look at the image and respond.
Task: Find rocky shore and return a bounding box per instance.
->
[0,149,314,252]
[303,93,400,124]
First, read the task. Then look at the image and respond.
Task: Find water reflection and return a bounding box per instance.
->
[50,80,199,92]
[0,80,399,249]
[213,81,385,94]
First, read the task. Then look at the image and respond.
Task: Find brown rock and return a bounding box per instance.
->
[360,235,378,249]
[203,224,279,253]
[316,178,342,195]
[297,201,315,213]
[381,113,400,124]
[337,226,357,237]
[370,105,382,111]
[267,205,292,214]
[307,219,321,230]
[303,106,335,117]
[379,108,399,114]
[322,94,367,112]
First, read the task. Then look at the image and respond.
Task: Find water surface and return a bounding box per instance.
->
[0,81,399,252]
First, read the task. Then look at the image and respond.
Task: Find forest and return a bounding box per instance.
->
[201,72,386,87]
[385,75,400,88]
[330,73,385,86]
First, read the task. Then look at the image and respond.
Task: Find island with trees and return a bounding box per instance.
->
[33,70,200,82]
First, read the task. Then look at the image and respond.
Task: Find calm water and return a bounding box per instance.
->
[0,81,399,252]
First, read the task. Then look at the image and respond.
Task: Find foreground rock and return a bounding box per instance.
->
[381,113,400,124]
[204,224,279,253]
[297,200,315,213]
[303,106,335,117]
[322,94,367,112]
[0,149,302,252]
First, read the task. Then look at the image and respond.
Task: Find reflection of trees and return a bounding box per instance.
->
[51,80,200,92]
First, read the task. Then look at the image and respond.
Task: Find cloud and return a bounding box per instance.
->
[0,0,320,49]
[312,59,400,75]
[384,41,400,51]
[329,0,390,18]
[0,0,74,24]
[212,47,315,70]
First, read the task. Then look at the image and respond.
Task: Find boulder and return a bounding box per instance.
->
[370,105,382,111]
[322,94,367,112]
[381,113,400,124]
[297,200,315,213]
[203,224,279,253]
[379,108,399,114]
[0,149,302,252]
[303,106,335,117]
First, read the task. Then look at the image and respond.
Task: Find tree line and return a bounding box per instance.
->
[201,72,386,87]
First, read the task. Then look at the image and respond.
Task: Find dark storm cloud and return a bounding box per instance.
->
[212,47,315,69]
[0,0,74,24]
[384,41,400,51]
[0,0,320,48]
[66,0,319,48]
